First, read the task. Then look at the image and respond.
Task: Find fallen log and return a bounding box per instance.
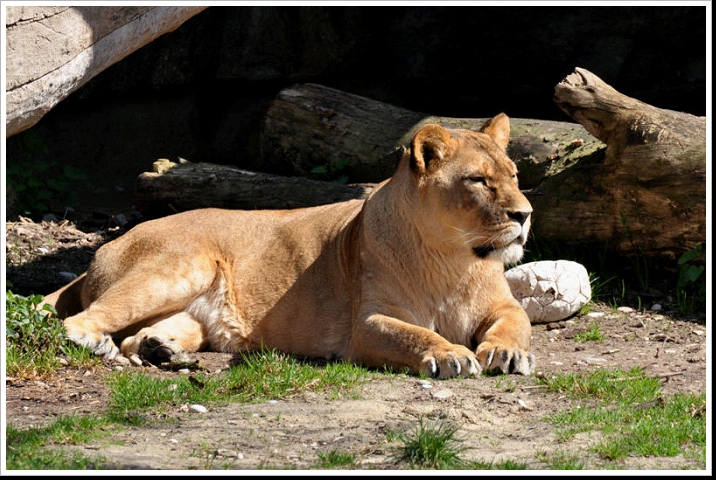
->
[135,68,705,260]
[5,5,209,137]
[259,83,604,188]
[135,159,373,218]
[542,67,706,259]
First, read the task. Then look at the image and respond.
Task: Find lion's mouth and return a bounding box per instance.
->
[473,236,523,258]
[473,245,495,258]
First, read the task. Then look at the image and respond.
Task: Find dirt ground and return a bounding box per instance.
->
[4,218,709,471]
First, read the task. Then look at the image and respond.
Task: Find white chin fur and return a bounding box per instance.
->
[490,243,524,266]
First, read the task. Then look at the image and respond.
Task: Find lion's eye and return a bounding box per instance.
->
[467,176,486,186]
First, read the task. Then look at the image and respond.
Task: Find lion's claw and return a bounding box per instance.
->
[478,344,535,375]
[420,347,482,379]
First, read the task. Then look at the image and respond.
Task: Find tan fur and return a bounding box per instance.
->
[43,114,535,377]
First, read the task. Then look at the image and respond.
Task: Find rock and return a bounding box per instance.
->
[112,355,130,366]
[189,404,208,413]
[417,380,433,389]
[506,260,591,324]
[577,355,608,366]
[431,389,452,399]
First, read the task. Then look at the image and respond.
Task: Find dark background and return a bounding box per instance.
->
[5,5,707,219]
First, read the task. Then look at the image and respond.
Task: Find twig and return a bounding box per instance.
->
[608,372,684,383]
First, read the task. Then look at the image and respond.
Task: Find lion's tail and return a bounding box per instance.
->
[42,273,87,318]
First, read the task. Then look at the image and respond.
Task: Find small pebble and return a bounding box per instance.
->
[189,404,208,414]
[431,389,452,399]
[113,355,130,366]
[617,306,635,314]
[578,355,607,365]
[651,303,663,311]
[129,354,143,366]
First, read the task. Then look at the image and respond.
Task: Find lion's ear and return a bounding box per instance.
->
[479,113,511,151]
[410,124,451,173]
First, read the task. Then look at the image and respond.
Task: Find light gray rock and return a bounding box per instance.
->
[506,260,591,324]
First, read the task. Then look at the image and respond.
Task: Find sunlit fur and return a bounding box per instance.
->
[44,114,535,378]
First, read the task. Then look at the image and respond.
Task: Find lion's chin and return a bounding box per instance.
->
[473,241,524,266]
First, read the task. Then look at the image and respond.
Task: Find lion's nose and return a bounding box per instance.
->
[508,210,531,226]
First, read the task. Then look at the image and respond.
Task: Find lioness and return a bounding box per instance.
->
[44,113,535,378]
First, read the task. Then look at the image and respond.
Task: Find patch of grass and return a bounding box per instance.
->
[471,459,529,470]
[5,291,99,378]
[536,450,585,470]
[573,323,604,342]
[314,449,357,469]
[190,442,237,470]
[224,350,370,401]
[104,349,371,423]
[539,368,706,464]
[676,244,706,315]
[5,415,115,470]
[390,417,471,469]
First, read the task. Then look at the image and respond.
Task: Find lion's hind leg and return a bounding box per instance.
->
[63,256,217,362]
[120,312,209,364]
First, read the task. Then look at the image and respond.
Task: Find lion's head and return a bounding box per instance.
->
[406,114,532,266]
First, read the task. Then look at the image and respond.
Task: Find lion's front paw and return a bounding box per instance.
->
[420,345,482,379]
[65,327,120,360]
[477,343,535,375]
